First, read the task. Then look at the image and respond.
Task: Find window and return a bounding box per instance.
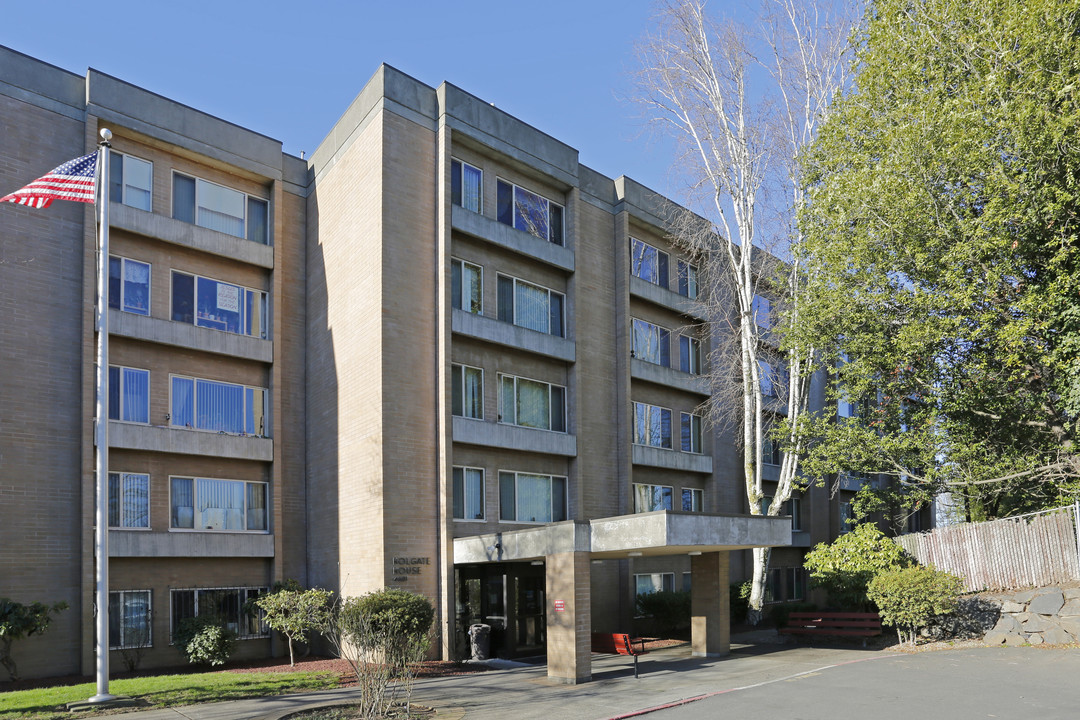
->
[170,476,268,531]
[839,500,854,533]
[171,587,267,640]
[631,318,670,366]
[173,173,268,244]
[682,488,704,512]
[171,271,268,338]
[453,466,485,520]
[496,179,564,245]
[496,275,564,337]
[759,359,778,397]
[451,364,483,420]
[763,435,782,466]
[108,366,149,424]
[766,567,807,603]
[450,159,482,213]
[498,471,567,523]
[678,260,698,299]
[108,256,150,316]
[679,335,701,374]
[681,412,702,454]
[108,472,149,528]
[109,590,151,650]
[634,572,674,596]
[109,153,152,211]
[630,238,668,288]
[451,258,482,314]
[170,375,267,435]
[790,497,802,532]
[752,294,771,330]
[498,374,566,432]
[907,509,923,533]
[633,483,672,513]
[633,402,672,449]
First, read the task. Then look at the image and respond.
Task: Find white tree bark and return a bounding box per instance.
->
[636,0,855,623]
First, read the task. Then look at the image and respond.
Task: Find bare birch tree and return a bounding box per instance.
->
[635,0,856,621]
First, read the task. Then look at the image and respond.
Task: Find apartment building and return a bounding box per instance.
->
[0,45,869,684]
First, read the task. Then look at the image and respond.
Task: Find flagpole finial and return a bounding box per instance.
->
[99,128,112,144]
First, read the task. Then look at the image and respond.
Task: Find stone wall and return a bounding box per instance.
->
[983,584,1080,646]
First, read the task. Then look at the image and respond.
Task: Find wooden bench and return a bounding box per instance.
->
[591,633,648,678]
[779,612,882,641]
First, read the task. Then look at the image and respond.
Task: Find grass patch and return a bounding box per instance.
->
[0,670,339,720]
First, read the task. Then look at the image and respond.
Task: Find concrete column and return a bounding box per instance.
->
[691,551,730,657]
[545,551,592,683]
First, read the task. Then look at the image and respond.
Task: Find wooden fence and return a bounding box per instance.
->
[896,503,1080,593]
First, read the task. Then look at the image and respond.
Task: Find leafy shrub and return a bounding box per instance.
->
[635,591,691,637]
[867,566,963,645]
[328,590,434,719]
[730,581,751,624]
[173,616,236,666]
[0,598,68,681]
[348,588,434,640]
[802,523,913,610]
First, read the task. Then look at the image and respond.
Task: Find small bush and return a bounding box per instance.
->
[173,616,236,666]
[730,582,751,624]
[635,591,691,637]
[867,566,963,645]
[349,588,435,639]
[802,523,913,610]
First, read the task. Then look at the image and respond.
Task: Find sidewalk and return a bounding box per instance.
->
[101,631,893,720]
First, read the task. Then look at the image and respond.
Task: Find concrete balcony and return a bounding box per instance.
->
[108,422,273,462]
[109,530,274,557]
[630,358,710,395]
[111,202,274,268]
[452,205,574,272]
[452,416,577,457]
[109,310,273,363]
[629,275,705,320]
[452,309,575,362]
[631,444,713,474]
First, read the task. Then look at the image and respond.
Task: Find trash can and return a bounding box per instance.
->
[468,623,491,660]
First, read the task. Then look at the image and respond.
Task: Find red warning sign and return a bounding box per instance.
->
[554,600,566,612]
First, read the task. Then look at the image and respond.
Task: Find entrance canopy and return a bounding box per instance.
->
[453,510,792,564]
[453,510,791,684]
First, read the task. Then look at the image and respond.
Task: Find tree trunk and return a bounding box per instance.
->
[746,546,771,625]
[0,638,18,682]
[288,637,295,666]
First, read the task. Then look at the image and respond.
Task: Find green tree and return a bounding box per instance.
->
[0,598,68,681]
[802,523,913,609]
[256,587,333,666]
[868,566,963,645]
[796,0,1080,519]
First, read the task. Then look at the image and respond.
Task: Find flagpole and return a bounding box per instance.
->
[89,127,114,704]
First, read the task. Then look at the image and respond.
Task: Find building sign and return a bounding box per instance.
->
[392,556,430,582]
[554,599,565,612]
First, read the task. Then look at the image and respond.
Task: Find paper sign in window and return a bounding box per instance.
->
[217,284,240,312]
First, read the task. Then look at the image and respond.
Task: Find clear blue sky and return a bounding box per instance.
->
[0,0,757,200]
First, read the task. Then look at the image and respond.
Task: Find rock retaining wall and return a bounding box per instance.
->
[982,584,1080,646]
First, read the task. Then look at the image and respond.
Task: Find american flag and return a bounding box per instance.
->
[1,152,98,209]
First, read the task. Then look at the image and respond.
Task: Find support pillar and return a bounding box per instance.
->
[691,551,730,657]
[545,551,591,683]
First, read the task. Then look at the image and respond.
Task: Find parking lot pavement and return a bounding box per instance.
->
[643,646,1080,720]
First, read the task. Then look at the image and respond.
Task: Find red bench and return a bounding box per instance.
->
[591,633,648,678]
[779,611,882,640]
